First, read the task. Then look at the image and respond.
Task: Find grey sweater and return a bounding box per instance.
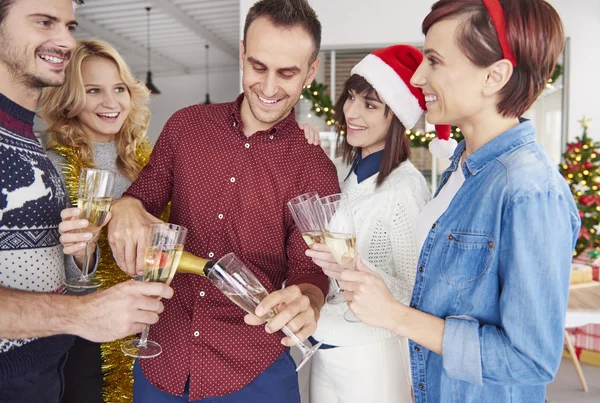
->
[46,141,133,199]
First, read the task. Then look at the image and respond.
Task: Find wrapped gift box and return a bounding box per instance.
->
[566,325,600,367]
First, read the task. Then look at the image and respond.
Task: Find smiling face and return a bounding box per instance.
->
[240,16,319,132]
[343,89,393,156]
[0,0,77,89]
[410,18,488,126]
[76,56,131,142]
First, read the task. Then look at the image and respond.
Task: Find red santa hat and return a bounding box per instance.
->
[351,45,457,159]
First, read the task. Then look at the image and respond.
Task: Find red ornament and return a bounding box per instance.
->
[568,142,583,153]
[584,161,594,170]
[580,195,592,205]
[580,211,585,219]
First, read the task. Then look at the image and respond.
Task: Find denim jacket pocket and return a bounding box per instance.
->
[440,232,494,286]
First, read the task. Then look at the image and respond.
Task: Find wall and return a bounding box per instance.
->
[145,70,239,142]
[548,0,600,140]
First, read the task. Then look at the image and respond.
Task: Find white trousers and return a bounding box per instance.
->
[309,336,412,403]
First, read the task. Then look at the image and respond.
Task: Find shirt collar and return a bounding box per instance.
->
[230,93,297,137]
[346,149,384,183]
[0,92,35,126]
[449,120,536,177]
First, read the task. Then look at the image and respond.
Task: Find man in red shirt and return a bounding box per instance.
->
[108,0,340,401]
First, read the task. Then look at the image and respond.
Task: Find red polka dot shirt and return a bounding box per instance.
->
[124,94,340,399]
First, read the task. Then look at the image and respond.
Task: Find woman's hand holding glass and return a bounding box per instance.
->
[317,193,360,322]
[59,207,108,269]
[304,242,344,281]
[339,258,404,330]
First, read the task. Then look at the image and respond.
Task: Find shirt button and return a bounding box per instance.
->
[208,252,214,258]
[193,331,199,337]
[418,383,425,390]
[245,143,250,149]
[419,266,424,273]
[233,121,238,127]
[488,241,494,248]
[431,223,436,229]
[269,135,274,140]
[415,346,421,352]
[218,214,224,219]
[230,177,236,183]
[199,291,206,297]
[448,234,453,240]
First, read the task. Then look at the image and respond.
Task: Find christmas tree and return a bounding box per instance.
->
[560,116,599,256]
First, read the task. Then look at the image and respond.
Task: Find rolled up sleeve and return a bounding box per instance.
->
[443,315,483,385]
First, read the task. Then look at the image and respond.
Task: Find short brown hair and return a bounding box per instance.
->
[423,0,564,118]
[335,75,411,187]
[243,0,321,62]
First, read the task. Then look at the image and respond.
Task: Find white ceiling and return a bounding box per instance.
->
[74,0,241,77]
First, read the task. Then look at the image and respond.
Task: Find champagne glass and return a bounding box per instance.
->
[206,253,322,371]
[288,192,344,305]
[65,168,115,291]
[320,193,360,323]
[121,223,188,358]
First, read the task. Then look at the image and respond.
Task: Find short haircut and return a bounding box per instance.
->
[243,0,321,62]
[423,0,564,118]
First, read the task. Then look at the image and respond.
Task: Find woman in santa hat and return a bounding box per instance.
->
[333,1,580,402]
[304,44,435,403]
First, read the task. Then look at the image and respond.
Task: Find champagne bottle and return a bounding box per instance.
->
[176,251,216,276]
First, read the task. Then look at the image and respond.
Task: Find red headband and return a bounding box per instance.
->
[482,0,517,66]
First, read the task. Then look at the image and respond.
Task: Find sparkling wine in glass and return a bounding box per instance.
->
[288,192,344,305]
[320,193,360,322]
[288,192,325,246]
[207,253,322,371]
[121,223,187,359]
[65,168,115,292]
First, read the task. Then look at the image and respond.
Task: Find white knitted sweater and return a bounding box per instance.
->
[312,158,430,346]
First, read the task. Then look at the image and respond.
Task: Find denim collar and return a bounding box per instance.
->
[346,149,384,183]
[448,120,536,177]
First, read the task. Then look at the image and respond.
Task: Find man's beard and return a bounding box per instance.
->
[0,27,68,89]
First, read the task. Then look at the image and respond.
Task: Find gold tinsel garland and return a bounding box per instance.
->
[52,138,155,403]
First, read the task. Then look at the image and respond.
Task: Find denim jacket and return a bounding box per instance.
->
[409,121,580,403]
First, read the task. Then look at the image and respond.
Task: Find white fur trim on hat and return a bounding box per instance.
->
[429,137,458,159]
[351,54,424,129]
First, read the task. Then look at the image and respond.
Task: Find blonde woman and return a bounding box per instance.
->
[39,39,153,403]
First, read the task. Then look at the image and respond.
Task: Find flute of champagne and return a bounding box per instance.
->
[121,223,188,358]
[320,193,360,323]
[207,253,322,371]
[65,168,115,292]
[287,192,344,305]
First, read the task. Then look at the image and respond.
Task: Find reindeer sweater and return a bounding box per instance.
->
[0,93,74,380]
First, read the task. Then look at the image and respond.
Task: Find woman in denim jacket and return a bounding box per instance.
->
[337,1,581,402]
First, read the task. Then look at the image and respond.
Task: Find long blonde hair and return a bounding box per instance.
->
[39,39,151,181]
